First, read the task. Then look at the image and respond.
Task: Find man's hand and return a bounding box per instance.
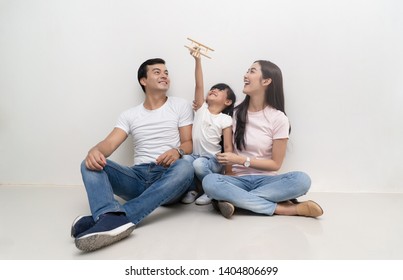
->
[156,148,180,167]
[85,148,107,171]
[83,128,128,171]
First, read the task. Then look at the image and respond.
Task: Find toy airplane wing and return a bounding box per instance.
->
[185,37,214,59]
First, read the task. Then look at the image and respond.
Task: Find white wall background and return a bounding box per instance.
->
[1,0,402,193]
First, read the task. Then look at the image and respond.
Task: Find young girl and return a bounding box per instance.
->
[203,60,323,218]
[181,50,236,205]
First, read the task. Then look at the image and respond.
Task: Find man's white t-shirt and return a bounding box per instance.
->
[232,106,290,176]
[115,96,193,165]
[192,103,233,157]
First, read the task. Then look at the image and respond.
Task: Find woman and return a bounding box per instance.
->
[203,60,323,219]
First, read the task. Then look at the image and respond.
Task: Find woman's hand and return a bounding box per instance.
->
[216,152,242,166]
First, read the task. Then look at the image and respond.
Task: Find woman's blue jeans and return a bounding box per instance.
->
[80,159,194,225]
[203,172,311,215]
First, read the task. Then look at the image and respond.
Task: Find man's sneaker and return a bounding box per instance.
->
[195,194,212,205]
[75,213,135,252]
[211,200,235,219]
[71,215,95,238]
[181,190,198,204]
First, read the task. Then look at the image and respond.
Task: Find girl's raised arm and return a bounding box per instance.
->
[191,53,205,111]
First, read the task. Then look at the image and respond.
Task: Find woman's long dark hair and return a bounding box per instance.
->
[234,60,289,151]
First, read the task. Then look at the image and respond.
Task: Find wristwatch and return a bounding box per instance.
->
[176,148,185,158]
[243,157,251,167]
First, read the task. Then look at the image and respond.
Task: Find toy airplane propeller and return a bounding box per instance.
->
[184,37,214,59]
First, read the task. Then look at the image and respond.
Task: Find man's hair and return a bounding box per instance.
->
[137,58,166,93]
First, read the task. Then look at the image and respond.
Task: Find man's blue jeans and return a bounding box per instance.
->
[203,172,311,215]
[80,159,194,225]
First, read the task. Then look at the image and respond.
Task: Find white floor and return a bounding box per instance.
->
[0,185,403,260]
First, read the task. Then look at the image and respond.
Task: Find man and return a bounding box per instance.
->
[71,58,194,252]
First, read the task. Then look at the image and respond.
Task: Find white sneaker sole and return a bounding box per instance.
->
[195,198,212,205]
[75,223,136,252]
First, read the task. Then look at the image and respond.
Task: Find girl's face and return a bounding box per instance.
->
[243,62,265,95]
[206,87,229,105]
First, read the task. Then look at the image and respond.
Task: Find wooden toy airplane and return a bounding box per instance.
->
[184,37,214,59]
